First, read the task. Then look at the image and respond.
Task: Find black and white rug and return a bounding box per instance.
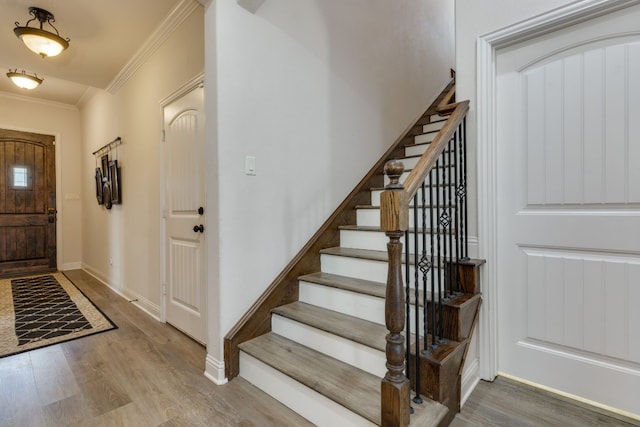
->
[0,273,115,358]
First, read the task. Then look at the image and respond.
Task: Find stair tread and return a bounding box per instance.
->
[388,155,452,165]
[299,271,481,308]
[273,299,467,366]
[355,204,455,210]
[240,332,448,426]
[370,182,457,191]
[273,301,387,351]
[240,332,382,424]
[320,247,472,267]
[339,224,456,234]
[320,246,389,262]
[299,271,387,298]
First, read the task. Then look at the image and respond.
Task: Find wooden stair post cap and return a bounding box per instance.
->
[384,160,405,189]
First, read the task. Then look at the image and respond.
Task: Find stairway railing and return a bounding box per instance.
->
[380,99,469,427]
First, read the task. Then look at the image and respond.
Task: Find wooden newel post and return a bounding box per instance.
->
[380,160,410,427]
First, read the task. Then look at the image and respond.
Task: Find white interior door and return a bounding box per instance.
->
[163,85,206,344]
[496,6,640,416]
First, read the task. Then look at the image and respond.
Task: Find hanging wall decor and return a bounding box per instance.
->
[109,160,121,204]
[92,137,122,208]
[95,168,103,204]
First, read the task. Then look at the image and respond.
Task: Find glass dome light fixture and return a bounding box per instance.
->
[14,7,70,58]
[6,69,43,90]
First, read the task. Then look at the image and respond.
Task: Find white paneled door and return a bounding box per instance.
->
[496,6,640,417]
[162,85,206,344]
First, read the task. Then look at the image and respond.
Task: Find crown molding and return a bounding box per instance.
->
[0,91,79,111]
[105,0,201,94]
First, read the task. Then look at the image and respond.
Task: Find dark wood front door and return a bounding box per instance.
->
[0,129,56,276]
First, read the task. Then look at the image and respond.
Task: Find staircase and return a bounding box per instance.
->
[225,81,484,427]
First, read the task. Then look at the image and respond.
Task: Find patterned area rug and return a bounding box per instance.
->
[0,272,115,358]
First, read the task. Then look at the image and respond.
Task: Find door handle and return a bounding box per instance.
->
[47,208,57,223]
[193,224,204,233]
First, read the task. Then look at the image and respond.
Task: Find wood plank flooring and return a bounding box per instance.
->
[1,269,637,426]
[0,270,312,427]
[452,377,639,427]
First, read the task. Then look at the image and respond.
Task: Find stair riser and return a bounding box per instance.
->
[320,253,440,287]
[341,229,446,253]
[299,282,426,333]
[429,114,451,126]
[371,187,456,206]
[272,314,387,377]
[321,253,388,284]
[384,160,455,178]
[422,121,446,133]
[415,132,437,144]
[405,142,461,158]
[357,209,437,228]
[299,281,385,325]
[239,352,376,427]
[383,170,457,187]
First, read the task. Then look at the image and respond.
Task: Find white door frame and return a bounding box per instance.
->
[159,71,206,323]
[475,0,639,381]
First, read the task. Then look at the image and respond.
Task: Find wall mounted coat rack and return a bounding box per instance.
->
[93,137,122,209]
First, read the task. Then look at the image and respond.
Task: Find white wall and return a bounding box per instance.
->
[79,7,204,315]
[206,0,455,376]
[0,95,82,270]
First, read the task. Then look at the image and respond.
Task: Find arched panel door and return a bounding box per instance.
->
[0,129,56,277]
[162,86,206,344]
[496,6,640,416]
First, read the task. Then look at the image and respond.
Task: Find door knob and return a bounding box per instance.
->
[193,224,204,233]
[47,208,57,223]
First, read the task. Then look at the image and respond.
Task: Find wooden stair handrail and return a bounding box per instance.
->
[402,100,469,200]
[379,98,469,427]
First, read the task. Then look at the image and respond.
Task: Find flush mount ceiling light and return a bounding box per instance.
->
[14,7,70,58]
[6,69,43,90]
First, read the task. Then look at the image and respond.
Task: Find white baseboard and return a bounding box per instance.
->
[81,264,112,288]
[60,262,82,271]
[80,264,161,321]
[205,354,228,385]
[498,372,640,422]
[129,296,161,321]
[468,236,479,259]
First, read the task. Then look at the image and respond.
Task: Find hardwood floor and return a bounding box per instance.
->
[0,270,312,427]
[452,377,639,427]
[1,269,637,426]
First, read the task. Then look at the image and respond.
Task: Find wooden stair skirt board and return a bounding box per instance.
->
[239,333,449,427]
[225,79,485,426]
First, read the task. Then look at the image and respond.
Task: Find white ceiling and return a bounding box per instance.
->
[0,0,193,106]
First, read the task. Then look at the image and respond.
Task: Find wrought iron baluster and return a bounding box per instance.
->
[447,137,455,297]
[404,228,412,408]
[462,118,469,259]
[420,181,429,357]
[435,159,444,342]
[412,195,422,404]
[453,128,460,294]
[429,169,436,350]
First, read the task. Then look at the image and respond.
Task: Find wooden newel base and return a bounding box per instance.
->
[381,377,411,427]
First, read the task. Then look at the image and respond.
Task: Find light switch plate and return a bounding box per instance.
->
[245,155,256,176]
